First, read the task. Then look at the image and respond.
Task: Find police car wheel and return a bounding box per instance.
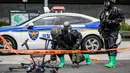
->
[0,36,17,54]
[81,35,102,53]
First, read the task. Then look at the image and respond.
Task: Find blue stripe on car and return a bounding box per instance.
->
[0,21,100,32]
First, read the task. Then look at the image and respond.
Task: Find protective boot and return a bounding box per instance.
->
[83,54,91,65]
[58,55,65,67]
[105,56,116,68]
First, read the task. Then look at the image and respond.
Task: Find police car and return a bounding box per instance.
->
[0,12,121,52]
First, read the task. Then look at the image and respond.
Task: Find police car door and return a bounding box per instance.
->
[27,16,59,49]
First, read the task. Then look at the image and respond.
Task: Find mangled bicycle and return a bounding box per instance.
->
[9,37,59,73]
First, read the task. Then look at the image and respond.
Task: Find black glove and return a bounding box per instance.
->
[73,44,79,49]
[104,19,118,24]
[103,19,111,24]
[98,28,102,35]
[50,55,57,61]
[51,45,56,50]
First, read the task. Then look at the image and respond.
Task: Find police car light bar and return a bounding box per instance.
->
[51,6,65,13]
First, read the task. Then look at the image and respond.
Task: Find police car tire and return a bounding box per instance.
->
[0,36,17,54]
[5,36,17,48]
[81,35,102,52]
[3,36,17,49]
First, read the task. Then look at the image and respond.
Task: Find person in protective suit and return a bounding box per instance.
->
[98,0,124,68]
[50,21,91,67]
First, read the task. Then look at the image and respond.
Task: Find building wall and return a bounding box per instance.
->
[1,0,130,5]
[0,4,130,23]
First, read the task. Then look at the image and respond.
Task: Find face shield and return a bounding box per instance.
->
[62,26,71,34]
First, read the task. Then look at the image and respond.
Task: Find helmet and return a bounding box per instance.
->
[104,0,116,9]
[63,21,72,29]
[110,0,116,3]
[62,21,72,34]
[104,0,116,4]
[51,28,59,38]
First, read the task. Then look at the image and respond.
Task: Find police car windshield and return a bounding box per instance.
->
[17,15,40,26]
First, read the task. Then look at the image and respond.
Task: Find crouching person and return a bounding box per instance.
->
[50,21,91,67]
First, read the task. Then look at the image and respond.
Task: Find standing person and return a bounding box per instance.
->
[98,0,124,68]
[50,21,91,67]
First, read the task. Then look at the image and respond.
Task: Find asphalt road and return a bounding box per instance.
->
[0,60,130,73]
[0,41,130,73]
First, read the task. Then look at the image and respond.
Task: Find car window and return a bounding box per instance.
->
[33,16,58,25]
[60,16,83,24]
[80,17,92,23]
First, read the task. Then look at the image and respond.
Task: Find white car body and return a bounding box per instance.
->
[0,13,121,50]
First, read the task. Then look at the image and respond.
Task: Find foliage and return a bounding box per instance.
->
[0,21,9,27]
[120,23,130,31]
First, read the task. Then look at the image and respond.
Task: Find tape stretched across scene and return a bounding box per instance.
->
[0,35,129,55]
[0,47,129,55]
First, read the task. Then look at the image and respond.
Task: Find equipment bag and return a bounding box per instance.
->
[72,53,85,64]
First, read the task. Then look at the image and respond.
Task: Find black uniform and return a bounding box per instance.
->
[51,28,83,63]
[98,6,124,56]
[51,28,82,50]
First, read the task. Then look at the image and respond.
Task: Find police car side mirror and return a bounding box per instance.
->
[27,23,34,29]
[27,26,34,29]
